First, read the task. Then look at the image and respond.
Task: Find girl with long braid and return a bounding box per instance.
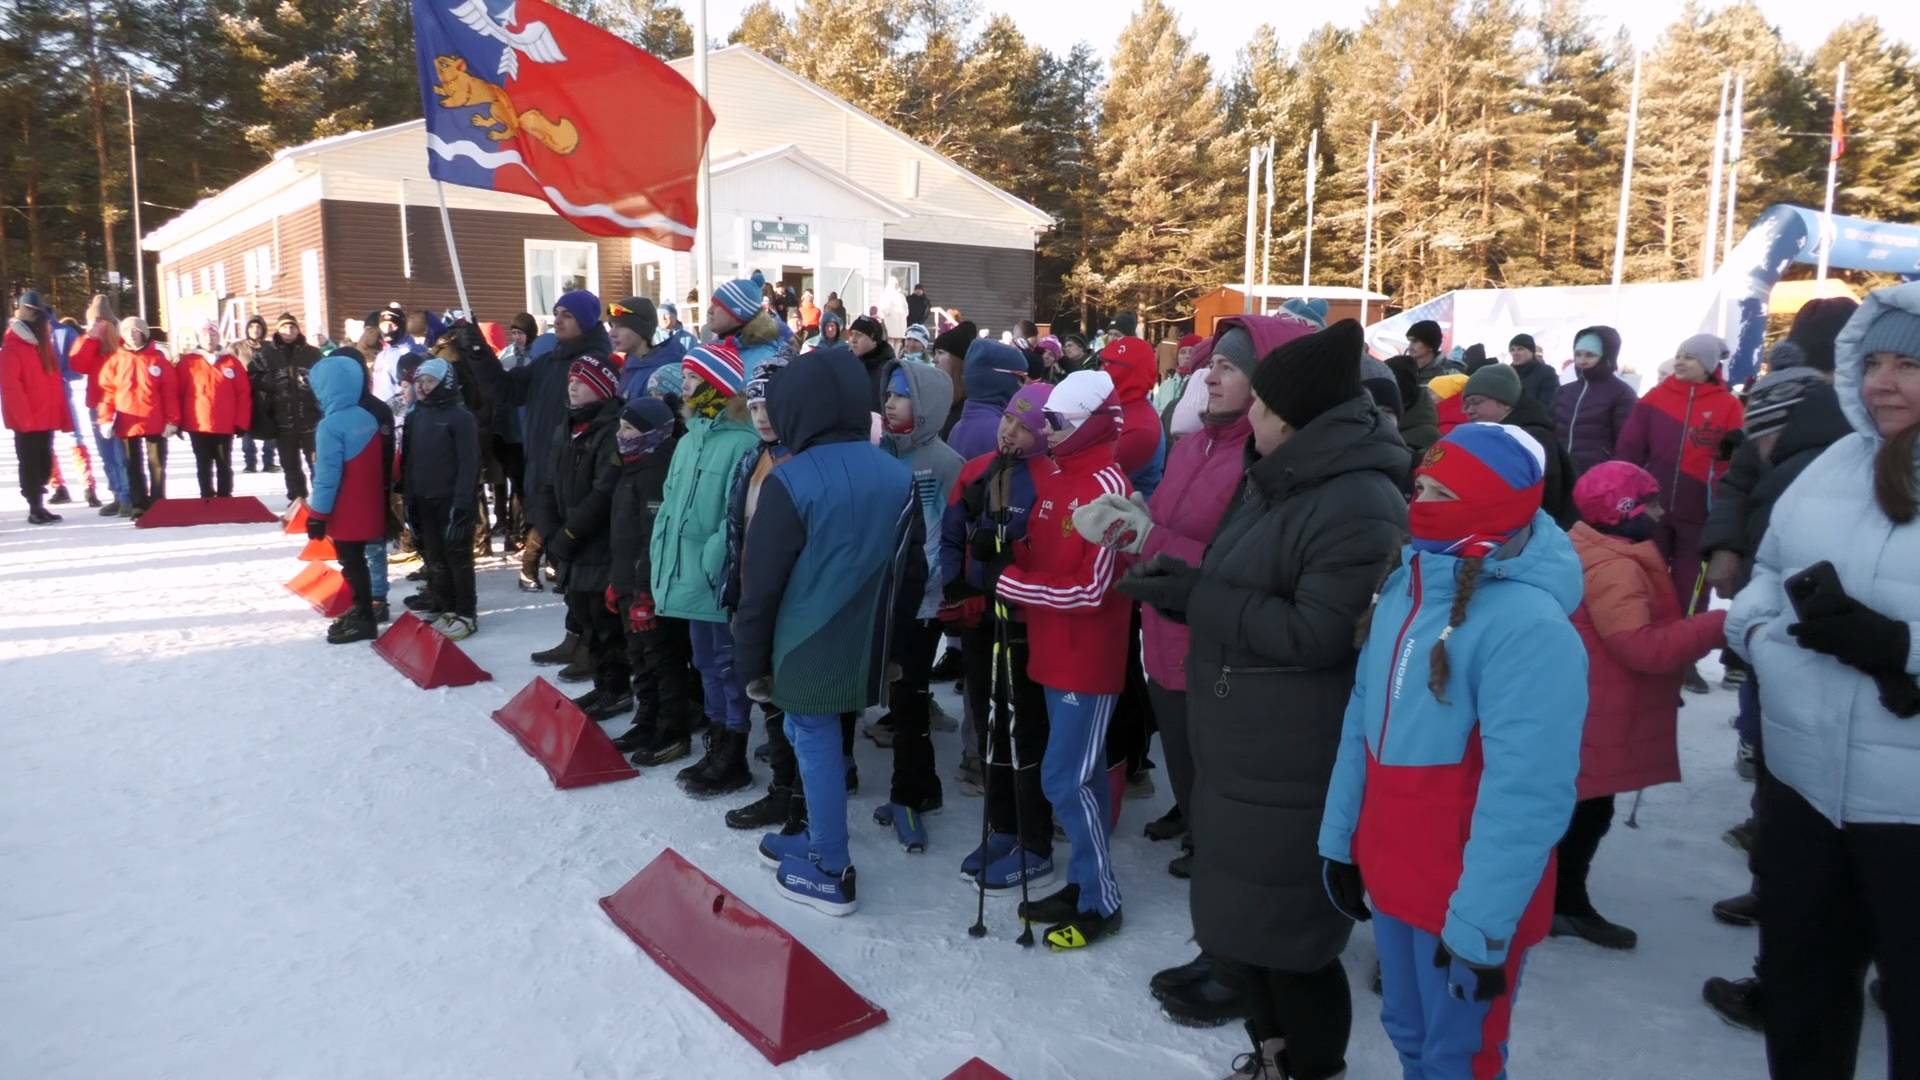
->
[1319,423,1589,1080]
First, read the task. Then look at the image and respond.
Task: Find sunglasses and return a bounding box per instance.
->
[1042,410,1067,431]
[608,301,637,318]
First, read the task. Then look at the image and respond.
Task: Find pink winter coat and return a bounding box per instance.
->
[1140,412,1253,689]
[1568,523,1727,799]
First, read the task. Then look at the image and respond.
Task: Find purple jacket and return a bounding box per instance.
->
[946,398,1004,461]
[1553,324,1637,478]
[1141,412,1253,689]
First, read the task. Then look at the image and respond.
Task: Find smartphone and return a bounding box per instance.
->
[1785,561,1848,621]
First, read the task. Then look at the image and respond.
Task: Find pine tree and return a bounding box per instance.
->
[1508,0,1621,284]
[219,0,421,155]
[1068,0,1235,331]
[557,0,692,58]
[727,0,788,62]
[1812,18,1920,228]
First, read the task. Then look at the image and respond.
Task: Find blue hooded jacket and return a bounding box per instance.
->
[1319,513,1588,966]
[307,354,384,539]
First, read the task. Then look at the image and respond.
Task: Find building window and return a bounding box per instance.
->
[883,261,919,294]
[212,261,227,298]
[165,272,177,300]
[526,239,598,322]
[632,259,663,306]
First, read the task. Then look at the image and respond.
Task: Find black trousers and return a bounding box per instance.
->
[490,437,523,537]
[1149,682,1194,818]
[1554,794,1616,918]
[280,429,317,501]
[335,540,372,618]
[14,431,53,508]
[1756,773,1918,1080]
[413,497,476,618]
[121,435,168,510]
[889,617,945,808]
[963,615,1053,854]
[621,606,692,741]
[188,432,234,497]
[1106,602,1155,773]
[566,588,627,694]
[1218,955,1353,1080]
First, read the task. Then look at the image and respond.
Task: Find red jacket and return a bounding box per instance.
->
[96,344,181,437]
[1,323,73,433]
[995,430,1134,694]
[1101,339,1163,476]
[1139,412,1250,689]
[176,351,253,435]
[66,335,111,408]
[1616,375,1743,527]
[1569,523,1726,799]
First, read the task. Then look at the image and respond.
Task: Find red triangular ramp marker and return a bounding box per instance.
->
[283,502,311,535]
[284,563,353,618]
[373,612,491,689]
[942,1059,1014,1080]
[600,848,887,1064]
[296,535,338,561]
[490,677,636,788]
[134,496,278,528]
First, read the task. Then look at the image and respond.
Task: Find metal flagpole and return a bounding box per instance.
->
[1718,74,1745,333]
[1816,62,1846,282]
[693,0,715,331]
[1242,144,1258,314]
[1702,72,1730,280]
[125,76,146,323]
[1611,50,1643,294]
[1302,128,1319,291]
[1361,121,1378,326]
[1260,138,1274,293]
[433,181,472,314]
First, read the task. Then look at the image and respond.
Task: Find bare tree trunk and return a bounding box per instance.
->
[21,113,48,287]
[82,0,120,281]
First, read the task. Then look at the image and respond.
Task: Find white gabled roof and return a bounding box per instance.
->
[710,143,912,219]
[670,46,1053,230]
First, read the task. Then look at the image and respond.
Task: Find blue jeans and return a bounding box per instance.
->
[789,712,850,871]
[364,540,389,600]
[1735,676,1761,745]
[242,433,276,470]
[1374,912,1528,1080]
[688,619,751,734]
[1041,688,1119,916]
[90,415,129,504]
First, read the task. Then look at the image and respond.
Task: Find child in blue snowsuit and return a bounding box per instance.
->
[1320,423,1588,1080]
[734,346,923,917]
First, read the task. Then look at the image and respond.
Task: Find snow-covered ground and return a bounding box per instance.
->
[0,437,1888,1079]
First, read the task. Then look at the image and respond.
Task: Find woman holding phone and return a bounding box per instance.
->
[1726,280,1920,1079]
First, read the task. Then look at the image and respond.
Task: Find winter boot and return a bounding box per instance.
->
[929,647,963,682]
[572,685,633,723]
[758,828,812,868]
[1016,883,1080,925]
[1711,892,1759,927]
[979,844,1055,894]
[1550,912,1638,950]
[845,762,860,793]
[677,731,721,785]
[402,590,444,615]
[863,711,895,747]
[1151,952,1216,1002]
[960,832,1019,880]
[556,655,593,684]
[1160,965,1248,1028]
[49,484,71,505]
[632,734,691,768]
[1683,663,1710,694]
[1045,906,1121,950]
[1125,769,1156,799]
[1724,819,1756,853]
[370,599,391,624]
[84,487,101,508]
[873,801,939,853]
[955,751,984,796]
[117,501,134,517]
[1702,976,1762,1032]
[1222,1023,1287,1079]
[529,631,581,666]
[679,730,752,798]
[727,785,795,830]
[1145,804,1188,841]
[326,609,378,645]
[774,856,858,917]
[98,500,122,516]
[437,614,477,641]
[27,506,60,525]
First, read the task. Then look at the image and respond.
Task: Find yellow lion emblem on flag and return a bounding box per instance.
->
[432,55,579,156]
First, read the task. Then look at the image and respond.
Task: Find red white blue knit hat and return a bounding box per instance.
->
[684,341,746,397]
[567,357,617,400]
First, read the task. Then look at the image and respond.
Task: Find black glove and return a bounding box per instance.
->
[1322,859,1371,922]
[1433,941,1507,1002]
[306,516,327,541]
[980,546,1014,599]
[969,523,1002,565]
[1115,555,1200,615]
[545,527,578,564]
[1789,596,1910,676]
[960,456,1006,521]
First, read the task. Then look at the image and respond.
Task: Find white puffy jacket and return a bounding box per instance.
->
[1727,280,1920,825]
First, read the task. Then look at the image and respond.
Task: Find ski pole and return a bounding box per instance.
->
[968,598,995,940]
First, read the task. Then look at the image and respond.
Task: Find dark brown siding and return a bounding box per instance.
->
[323,200,632,332]
[155,202,324,338]
[882,238,1034,337]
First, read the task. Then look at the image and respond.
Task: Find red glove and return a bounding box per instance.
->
[937,596,986,628]
[626,593,657,633]
[604,584,619,613]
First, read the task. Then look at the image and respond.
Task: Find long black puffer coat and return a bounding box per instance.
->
[535,396,622,593]
[248,332,322,437]
[1184,394,1408,972]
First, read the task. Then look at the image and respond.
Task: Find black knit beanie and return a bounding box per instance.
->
[1252,320,1366,429]
[933,321,977,358]
[1407,319,1443,353]
[1787,297,1860,374]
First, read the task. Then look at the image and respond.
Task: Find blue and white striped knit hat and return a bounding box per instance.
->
[713,278,763,324]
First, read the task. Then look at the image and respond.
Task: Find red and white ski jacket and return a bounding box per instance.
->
[995,431,1134,694]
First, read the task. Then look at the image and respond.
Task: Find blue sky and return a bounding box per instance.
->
[697,0,1915,68]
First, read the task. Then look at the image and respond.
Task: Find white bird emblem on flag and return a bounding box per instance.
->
[448,0,567,79]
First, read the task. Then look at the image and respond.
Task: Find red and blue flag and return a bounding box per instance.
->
[410,0,714,249]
